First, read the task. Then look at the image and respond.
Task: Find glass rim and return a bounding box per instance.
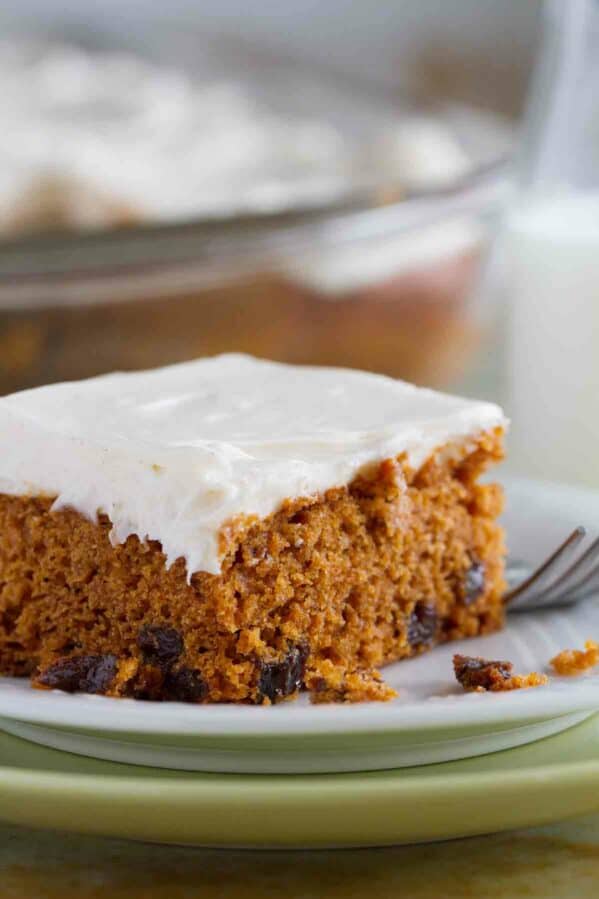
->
[0,157,509,299]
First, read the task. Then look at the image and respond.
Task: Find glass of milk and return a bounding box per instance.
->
[504,0,599,486]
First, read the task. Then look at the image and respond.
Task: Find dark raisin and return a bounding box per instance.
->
[137,625,183,669]
[258,644,308,702]
[463,559,486,605]
[164,667,207,703]
[453,653,512,691]
[37,654,117,694]
[407,602,438,648]
[288,509,310,525]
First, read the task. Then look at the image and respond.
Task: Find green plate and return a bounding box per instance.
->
[2,713,599,848]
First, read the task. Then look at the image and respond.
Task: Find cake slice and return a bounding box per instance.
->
[0,354,506,703]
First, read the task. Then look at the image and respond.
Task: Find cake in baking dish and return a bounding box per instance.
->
[0,354,506,703]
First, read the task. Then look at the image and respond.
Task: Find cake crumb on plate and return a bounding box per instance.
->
[453,653,548,692]
[550,640,599,676]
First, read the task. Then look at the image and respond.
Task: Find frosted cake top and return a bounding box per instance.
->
[0,354,505,575]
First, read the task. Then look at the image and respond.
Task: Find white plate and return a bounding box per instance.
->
[1,474,599,773]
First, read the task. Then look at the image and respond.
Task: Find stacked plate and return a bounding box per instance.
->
[1,476,599,847]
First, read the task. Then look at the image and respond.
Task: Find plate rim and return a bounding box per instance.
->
[3,715,599,795]
[2,677,599,736]
[2,715,599,848]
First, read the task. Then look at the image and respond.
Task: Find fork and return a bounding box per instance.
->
[505,527,599,611]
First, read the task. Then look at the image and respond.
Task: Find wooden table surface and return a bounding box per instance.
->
[3,814,599,899]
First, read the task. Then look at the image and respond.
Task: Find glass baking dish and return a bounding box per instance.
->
[0,35,511,395]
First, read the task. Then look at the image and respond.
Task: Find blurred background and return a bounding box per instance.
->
[0,2,543,408]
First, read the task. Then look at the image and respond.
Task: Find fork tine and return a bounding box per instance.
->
[516,558,599,611]
[535,534,599,603]
[505,527,587,606]
[538,565,599,610]
[559,551,599,603]
[565,576,599,606]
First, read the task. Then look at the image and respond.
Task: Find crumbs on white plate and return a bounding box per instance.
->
[550,640,599,676]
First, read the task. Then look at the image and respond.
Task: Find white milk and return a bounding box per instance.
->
[506,192,599,486]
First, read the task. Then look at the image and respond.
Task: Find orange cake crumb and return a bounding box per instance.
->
[501,671,549,691]
[453,654,548,693]
[307,664,398,703]
[550,640,599,676]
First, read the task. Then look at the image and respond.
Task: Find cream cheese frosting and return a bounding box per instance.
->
[0,354,505,576]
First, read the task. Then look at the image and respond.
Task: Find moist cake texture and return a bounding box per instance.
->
[0,354,507,702]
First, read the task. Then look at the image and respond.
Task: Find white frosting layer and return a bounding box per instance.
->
[0,355,505,576]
